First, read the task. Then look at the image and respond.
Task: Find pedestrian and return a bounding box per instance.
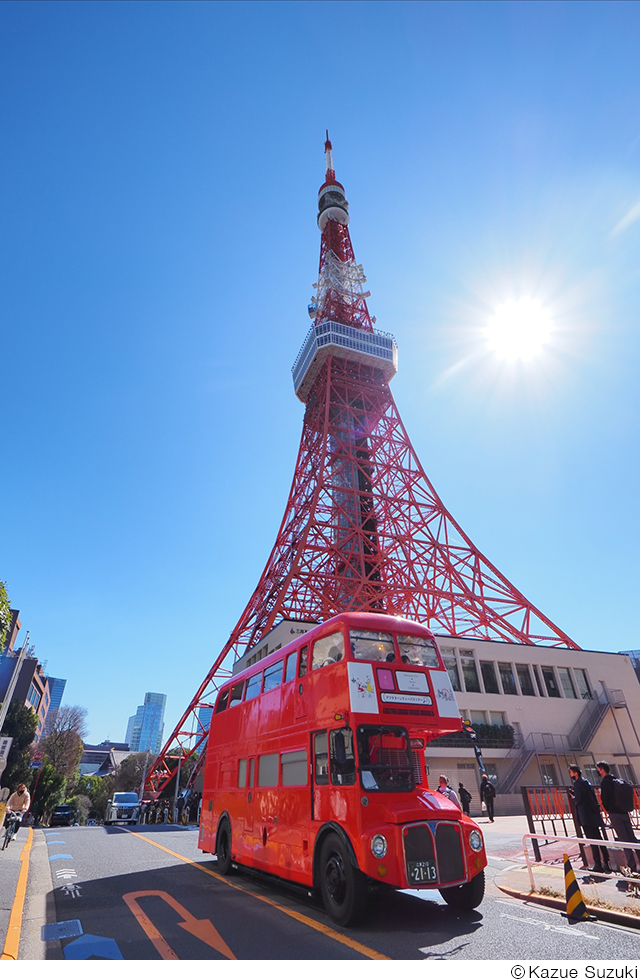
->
[480,773,496,822]
[458,783,472,816]
[436,775,461,808]
[568,765,611,873]
[596,761,639,874]
[5,783,31,836]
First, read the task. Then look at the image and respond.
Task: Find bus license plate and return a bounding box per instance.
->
[408,860,437,884]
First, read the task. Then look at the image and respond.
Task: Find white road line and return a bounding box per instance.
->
[499,912,599,941]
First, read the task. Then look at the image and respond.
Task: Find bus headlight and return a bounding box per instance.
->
[371,834,388,858]
[468,829,483,852]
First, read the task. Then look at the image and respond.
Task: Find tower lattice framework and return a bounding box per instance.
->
[147,136,579,796]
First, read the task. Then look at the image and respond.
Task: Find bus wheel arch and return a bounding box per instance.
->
[215,813,235,875]
[315,826,368,926]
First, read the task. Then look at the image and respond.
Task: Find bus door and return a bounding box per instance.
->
[311,730,331,822]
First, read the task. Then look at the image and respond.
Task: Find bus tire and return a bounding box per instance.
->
[215,820,235,876]
[439,869,485,911]
[319,832,368,926]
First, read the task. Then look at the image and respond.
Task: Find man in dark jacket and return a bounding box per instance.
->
[569,766,610,873]
[480,773,496,822]
[597,761,638,873]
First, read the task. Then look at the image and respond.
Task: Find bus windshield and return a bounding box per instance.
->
[356,725,414,792]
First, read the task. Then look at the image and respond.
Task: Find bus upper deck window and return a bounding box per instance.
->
[245,672,263,701]
[285,651,297,683]
[299,645,308,677]
[263,661,284,693]
[312,632,345,670]
[350,630,395,662]
[215,689,230,713]
[397,635,440,667]
[228,681,245,708]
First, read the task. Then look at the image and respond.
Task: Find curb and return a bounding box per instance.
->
[495,881,640,930]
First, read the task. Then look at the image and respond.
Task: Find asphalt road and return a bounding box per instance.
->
[13,824,640,961]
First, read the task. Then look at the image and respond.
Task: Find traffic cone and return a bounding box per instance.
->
[561,853,597,922]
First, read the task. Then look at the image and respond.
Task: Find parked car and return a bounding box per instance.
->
[50,805,77,827]
[104,792,140,826]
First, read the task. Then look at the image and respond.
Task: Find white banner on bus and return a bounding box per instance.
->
[380,692,432,706]
[429,670,460,718]
[347,663,379,714]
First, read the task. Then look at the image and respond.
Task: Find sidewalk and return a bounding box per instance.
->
[479,814,640,928]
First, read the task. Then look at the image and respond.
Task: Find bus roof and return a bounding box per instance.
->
[225,611,438,688]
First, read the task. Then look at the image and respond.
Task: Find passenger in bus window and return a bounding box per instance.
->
[299,645,308,677]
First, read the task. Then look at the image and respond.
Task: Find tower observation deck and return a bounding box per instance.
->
[147,134,579,797]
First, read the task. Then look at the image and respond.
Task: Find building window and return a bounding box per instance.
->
[532,664,546,697]
[498,663,518,696]
[480,661,499,694]
[27,682,41,712]
[541,667,561,698]
[540,762,559,786]
[443,654,461,692]
[574,668,592,700]
[489,711,506,727]
[470,710,486,726]
[516,664,535,696]
[460,652,481,693]
[557,667,577,699]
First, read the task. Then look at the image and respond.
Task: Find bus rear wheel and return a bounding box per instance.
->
[216,820,235,875]
[439,869,485,911]
[319,832,368,926]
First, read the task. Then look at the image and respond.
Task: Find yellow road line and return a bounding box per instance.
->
[1,828,34,961]
[127,830,389,960]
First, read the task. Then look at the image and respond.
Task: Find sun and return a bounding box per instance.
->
[485,297,554,362]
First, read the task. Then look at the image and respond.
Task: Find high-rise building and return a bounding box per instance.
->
[125,692,166,753]
[43,676,67,736]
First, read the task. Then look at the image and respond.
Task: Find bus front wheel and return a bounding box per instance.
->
[215,820,235,875]
[319,832,368,926]
[439,869,485,911]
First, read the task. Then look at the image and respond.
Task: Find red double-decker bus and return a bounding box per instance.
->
[199,612,486,925]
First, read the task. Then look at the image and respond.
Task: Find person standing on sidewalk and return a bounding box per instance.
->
[458,783,472,816]
[436,775,461,808]
[480,773,496,822]
[568,765,610,873]
[597,761,639,874]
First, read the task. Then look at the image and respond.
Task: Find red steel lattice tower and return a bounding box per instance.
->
[148,135,579,795]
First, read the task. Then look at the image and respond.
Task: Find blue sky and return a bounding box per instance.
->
[2,0,640,744]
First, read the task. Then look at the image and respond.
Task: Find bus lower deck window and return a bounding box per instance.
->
[285,651,297,682]
[356,725,414,793]
[263,661,284,692]
[314,732,329,784]
[330,728,356,785]
[215,689,230,713]
[245,672,263,701]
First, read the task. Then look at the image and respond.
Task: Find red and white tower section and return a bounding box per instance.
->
[147,136,579,796]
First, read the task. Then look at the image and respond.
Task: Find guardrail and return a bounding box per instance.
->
[522,833,640,892]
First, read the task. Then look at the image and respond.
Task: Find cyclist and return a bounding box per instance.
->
[5,783,31,836]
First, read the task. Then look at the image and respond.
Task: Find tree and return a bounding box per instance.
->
[66,793,91,824]
[114,752,156,794]
[40,705,88,778]
[0,701,37,789]
[74,773,114,820]
[0,581,10,650]
[30,762,66,822]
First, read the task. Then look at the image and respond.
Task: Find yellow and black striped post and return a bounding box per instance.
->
[561,853,597,922]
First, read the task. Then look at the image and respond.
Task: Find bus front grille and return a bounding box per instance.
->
[403,822,466,886]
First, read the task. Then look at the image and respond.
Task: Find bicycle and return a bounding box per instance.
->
[2,811,22,850]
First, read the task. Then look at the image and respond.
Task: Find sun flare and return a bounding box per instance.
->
[485,297,553,362]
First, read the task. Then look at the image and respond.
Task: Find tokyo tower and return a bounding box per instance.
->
[148,135,579,796]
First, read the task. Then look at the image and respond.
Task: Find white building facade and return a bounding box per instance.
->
[426,636,640,813]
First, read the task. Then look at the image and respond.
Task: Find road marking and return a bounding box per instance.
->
[63,933,123,960]
[125,830,389,960]
[1,828,33,961]
[49,853,74,861]
[499,912,599,940]
[123,890,236,960]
